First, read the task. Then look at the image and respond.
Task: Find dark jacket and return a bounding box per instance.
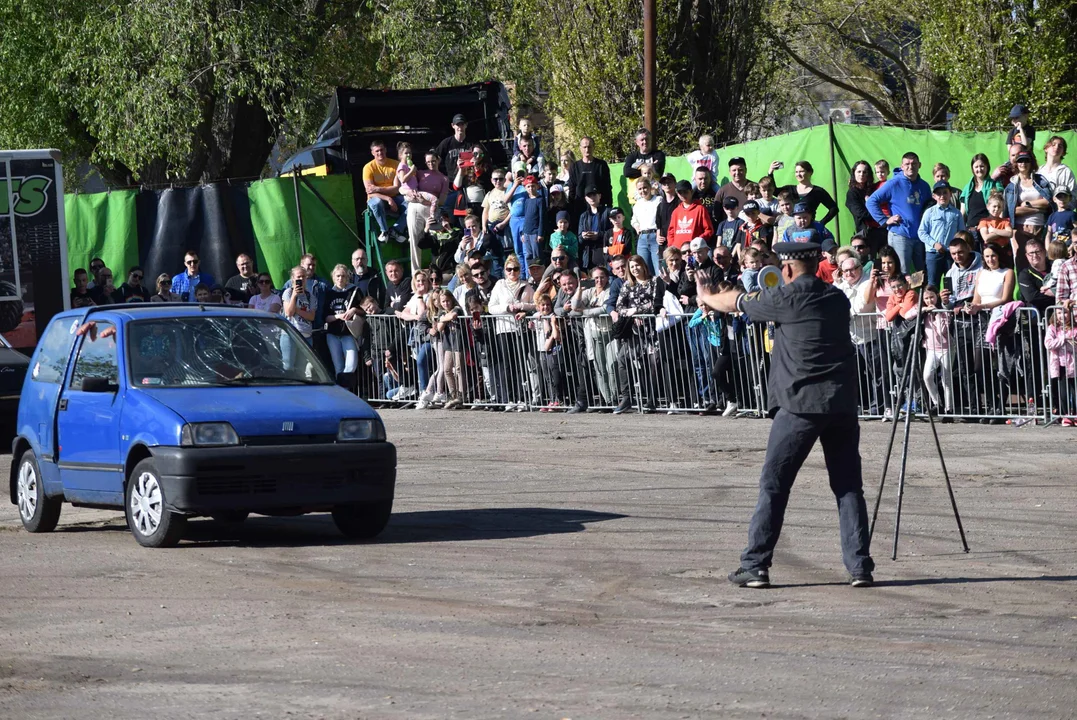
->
[570,158,613,208]
[622,149,667,179]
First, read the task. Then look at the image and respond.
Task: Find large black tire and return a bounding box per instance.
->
[15,449,61,533]
[0,281,24,334]
[331,499,393,540]
[125,458,187,548]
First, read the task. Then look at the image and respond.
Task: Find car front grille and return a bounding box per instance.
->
[239,434,337,446]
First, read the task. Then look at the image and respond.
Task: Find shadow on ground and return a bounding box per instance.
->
[168,506,628,548]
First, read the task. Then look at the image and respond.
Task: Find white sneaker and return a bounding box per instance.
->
[432,392,448,405]
[418,389,434,405]
[393,231,408,244]
[667,403,679,416]
[722,401,738,417]
[377,232,389,244]
[396,386,416,400]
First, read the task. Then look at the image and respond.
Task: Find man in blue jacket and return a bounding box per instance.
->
[866,152,932,275]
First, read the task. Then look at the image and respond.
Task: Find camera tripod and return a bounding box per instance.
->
[868,272,970,560]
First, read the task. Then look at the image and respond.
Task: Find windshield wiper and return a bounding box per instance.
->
[224,376,329,386]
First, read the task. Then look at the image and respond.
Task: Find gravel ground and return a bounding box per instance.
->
[1,409,1075,719]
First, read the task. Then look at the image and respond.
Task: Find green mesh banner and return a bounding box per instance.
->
[63,190,138,284]
[248,174,361,287]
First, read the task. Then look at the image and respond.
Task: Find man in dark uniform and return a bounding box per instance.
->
[696,240,876,588]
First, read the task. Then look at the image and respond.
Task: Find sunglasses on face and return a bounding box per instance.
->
[505,267,520,273]
[132,273,143,280]
[258,279,272,285]
[472,270,487,277]
[852,245,868,251]
[186,259,199,266]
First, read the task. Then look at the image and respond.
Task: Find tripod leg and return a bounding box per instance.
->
[891,353,917,561]
[869,335,916,541]
[924,395,971,552]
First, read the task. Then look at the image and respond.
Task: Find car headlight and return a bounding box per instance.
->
[338,418,385,442]
[181,422,240,447]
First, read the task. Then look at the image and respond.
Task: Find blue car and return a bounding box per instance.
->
[9,304,397,547]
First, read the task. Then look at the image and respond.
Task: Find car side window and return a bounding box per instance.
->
[69,322,119,391]
[31,319,79,384]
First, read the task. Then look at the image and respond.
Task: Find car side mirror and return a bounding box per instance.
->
[81,376,119,393]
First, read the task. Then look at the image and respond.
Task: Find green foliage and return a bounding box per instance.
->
[922,0,1077,130]
[0,0,377,185]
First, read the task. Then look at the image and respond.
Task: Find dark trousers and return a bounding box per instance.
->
[741,409,875,576]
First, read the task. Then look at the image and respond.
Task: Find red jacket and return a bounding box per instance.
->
[667,201,715,250]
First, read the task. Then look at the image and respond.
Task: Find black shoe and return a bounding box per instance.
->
[940,416,953,424]
[566,404,587,415]
[703,402,718,413]
[850,572,874,588]
[613,399,633,415]
[727,567,770,588]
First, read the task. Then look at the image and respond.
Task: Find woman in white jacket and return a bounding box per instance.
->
[487,255,537,410]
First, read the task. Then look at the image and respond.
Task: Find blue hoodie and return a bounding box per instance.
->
[866,171,932,240]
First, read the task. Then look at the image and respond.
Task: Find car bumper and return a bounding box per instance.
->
[150,442,396,514]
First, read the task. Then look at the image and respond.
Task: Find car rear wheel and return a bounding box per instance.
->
[16,450,62,533]
[126,459,187,548]
[331,499,393,540]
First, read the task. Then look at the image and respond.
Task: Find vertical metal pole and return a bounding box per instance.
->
[827,118,842,242]
[292,171,307,256]
[643,0,657,136]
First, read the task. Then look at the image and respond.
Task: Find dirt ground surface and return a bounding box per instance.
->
[1,409,1075,719]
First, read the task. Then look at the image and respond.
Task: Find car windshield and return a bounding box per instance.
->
[126,316,333,388]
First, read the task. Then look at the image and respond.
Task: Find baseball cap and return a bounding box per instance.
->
[524,174,538,185]
[675,180,693,194]
[609,207,624,218]
[1009,104,1028,119]
[452,113,468,125]
[549,183,565,194]
[555,210,570,223]
[793,201,811,215]
[743,200,760,212]
[689,237,708,252]
[1054,187,1072,198]
[723,196,740,209]
[1015,153,1033,163]
[820,237,838,253]
[932,180,954,193]
[659,173,677,185]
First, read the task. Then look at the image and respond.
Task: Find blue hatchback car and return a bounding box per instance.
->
[10,304,396,547]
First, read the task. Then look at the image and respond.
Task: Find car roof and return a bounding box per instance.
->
[53,303,280,325]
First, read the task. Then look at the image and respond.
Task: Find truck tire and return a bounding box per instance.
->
[125,458,187,548]
[0,281,24,334]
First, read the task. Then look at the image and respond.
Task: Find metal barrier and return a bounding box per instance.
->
[354,305,1072,425]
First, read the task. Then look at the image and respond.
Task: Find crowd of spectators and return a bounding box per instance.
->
[68,103,1077,423]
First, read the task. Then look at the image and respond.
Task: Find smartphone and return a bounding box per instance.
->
[774,162,784,170]
[472,310,481,322]
[942,276,953,293]
[464,228,472,238]
[687,254,698,268]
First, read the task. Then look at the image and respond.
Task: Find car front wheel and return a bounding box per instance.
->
[331,499,393,540]
[126,459,187,548]
[16,450,62,533]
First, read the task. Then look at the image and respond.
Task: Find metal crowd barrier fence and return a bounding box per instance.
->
[358,312,768,414]
[354,306,1071,424]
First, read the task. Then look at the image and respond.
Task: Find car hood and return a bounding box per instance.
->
[137,385,377,438]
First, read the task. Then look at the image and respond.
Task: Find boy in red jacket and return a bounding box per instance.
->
[667,180,715,250]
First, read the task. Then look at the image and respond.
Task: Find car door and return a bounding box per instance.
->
[56,321,125,502]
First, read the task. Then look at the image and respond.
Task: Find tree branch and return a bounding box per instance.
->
[771,33,904,124]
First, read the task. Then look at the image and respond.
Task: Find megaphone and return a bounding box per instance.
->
[758,265,784,290]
